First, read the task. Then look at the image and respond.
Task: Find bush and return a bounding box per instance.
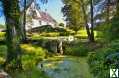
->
[0,44,48,71]
[60,32,70,36]
[65,46,89,56]
[0,45,7,65]
[40,32,59,37]
[88,40,119,78]
[0,32,5,40]
[64,41,90,56]
[21,44,47,70]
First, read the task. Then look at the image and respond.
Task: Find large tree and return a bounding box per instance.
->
[90,0,95,42]
[62,0,86,32]
[20,0,35,41]
[1,0,22,70]
[62,0,95,42]
[0,0,48,71]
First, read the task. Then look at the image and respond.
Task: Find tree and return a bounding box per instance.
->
[90,0,95,42]
[20,0,48,42]
[62,0,95,42]
[62,0,85,33]
[23,0,27,41]
[0,0,48,71]
[1,0,22,70]
[78,0,93,42]
[20,0,35,42]
[59,23,64,27]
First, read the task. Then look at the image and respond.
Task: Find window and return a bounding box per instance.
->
[39,21,42,25]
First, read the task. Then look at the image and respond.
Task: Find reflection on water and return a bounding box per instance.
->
[38,56,93,78]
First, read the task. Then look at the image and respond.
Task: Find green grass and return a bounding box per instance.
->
[0,32,5,40]
[75,30,98,39]
[10,67,49,78]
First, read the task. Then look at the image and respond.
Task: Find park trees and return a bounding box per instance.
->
[61,0,83,33]
[62,0,95,42]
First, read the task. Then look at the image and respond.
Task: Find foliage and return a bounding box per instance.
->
[0,32,5,40]
[0,45,6,65]
[40,32,59,37]
[21,44,47,70]
[88,40,119,78]
[0,44,47,70]
[75,30,98,39]
[0,24,5,29]
[59,28,75,36]
[31,25,66,33]
[31,33,43,40]
[64,41,91,56]
[1,0,23,70]
[59,23,65,27]
[62,0,84,31]
[10,67,49,78]
[108,17,119,40]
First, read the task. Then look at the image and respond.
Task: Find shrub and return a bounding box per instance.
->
[0,45,7,57]
[0,45,7,65]
[0,32,5,40]
[88,40,119,78]
[60,32,70,36]
[64,41,90,56]
[31,34,42,40]
[40,32,59,37]
[21,44,47,70]
[65,46,89,56]
[0,44,47,71]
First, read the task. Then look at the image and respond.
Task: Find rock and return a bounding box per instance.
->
[0,70,10,78]
[0,74,5,78]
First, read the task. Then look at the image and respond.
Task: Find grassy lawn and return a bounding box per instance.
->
[0,32,5,41]
[75,30,99,39]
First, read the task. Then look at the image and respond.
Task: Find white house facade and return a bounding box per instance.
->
[25,2,57,30]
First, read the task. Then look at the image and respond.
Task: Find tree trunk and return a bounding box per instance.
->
[22,0,27,42]
[2,0,22,70]
[106,0,110,22]
[116,0,119,16]
[20,0,35,42]
[79,0,92,42]
[90,0,95,42]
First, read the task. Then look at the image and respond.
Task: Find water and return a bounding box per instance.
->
[38,56,93,78]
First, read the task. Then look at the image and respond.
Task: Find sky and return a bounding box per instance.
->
[39,0,65,24]
[0,0,65,25]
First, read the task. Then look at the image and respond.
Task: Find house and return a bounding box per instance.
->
[25,2,58,30]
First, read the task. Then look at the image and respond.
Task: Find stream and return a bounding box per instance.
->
[38,56,93,78]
